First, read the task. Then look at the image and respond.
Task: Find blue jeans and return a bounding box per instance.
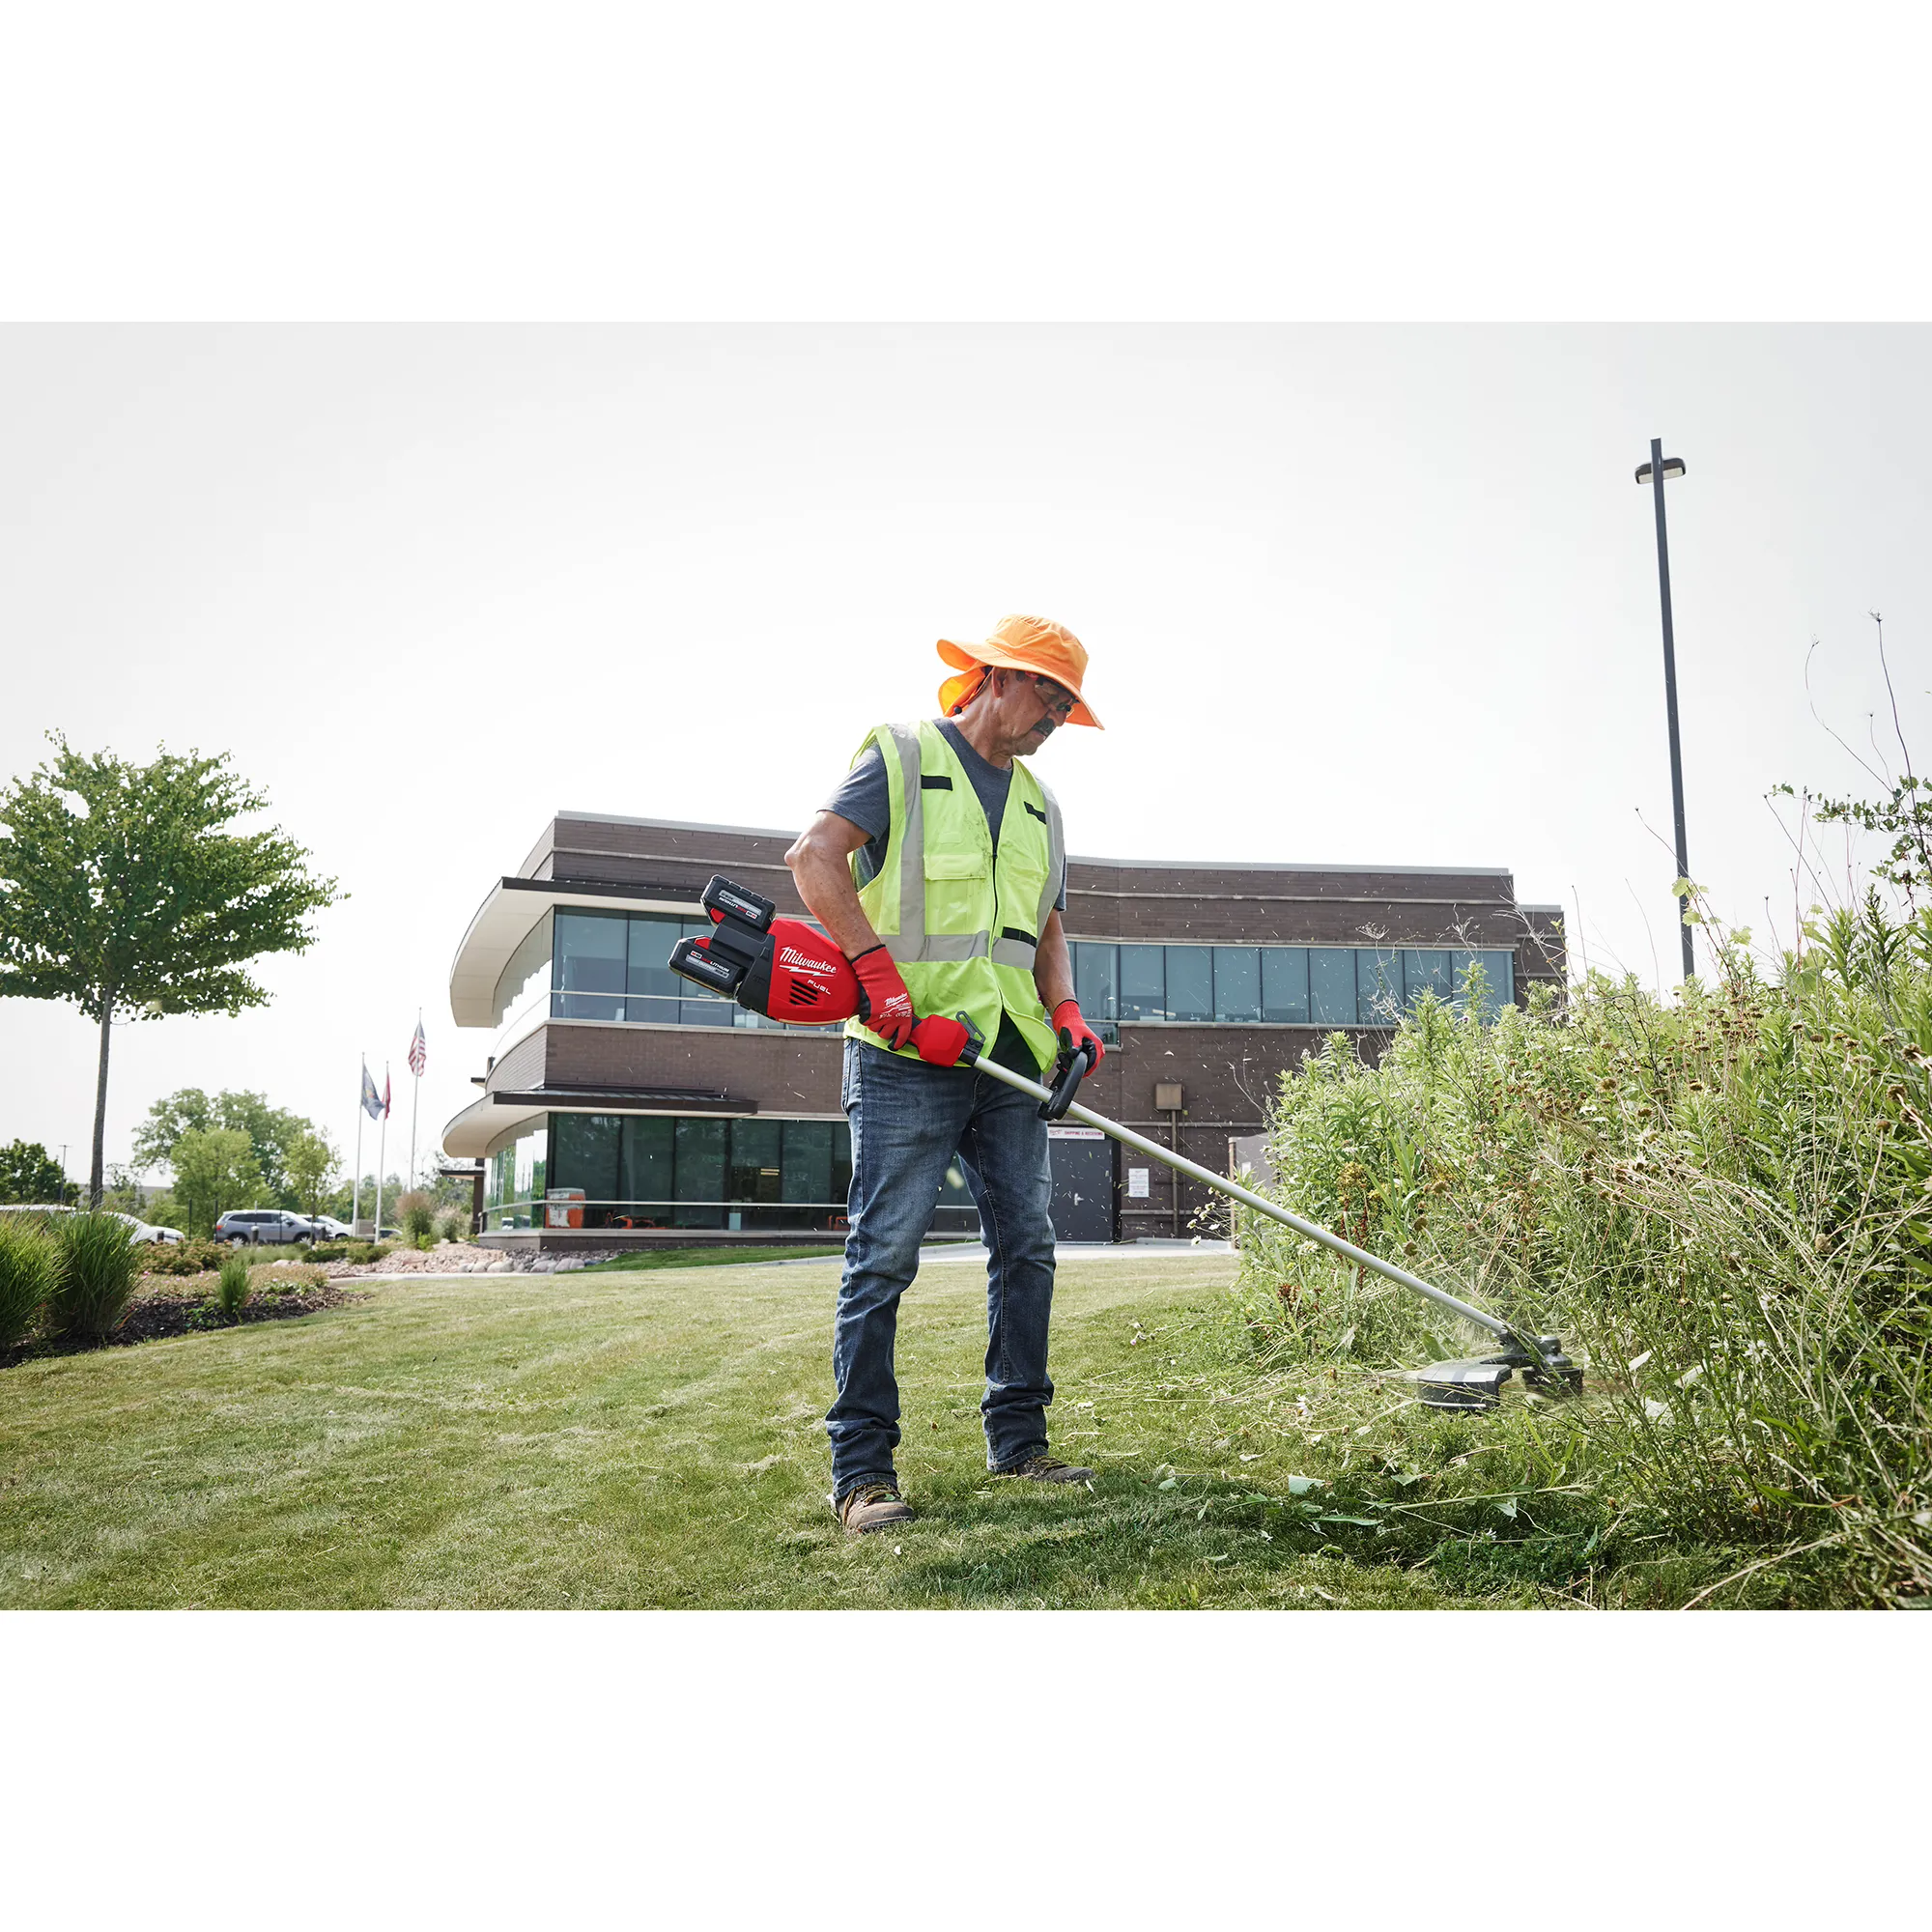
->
[828,1037,1058,1501]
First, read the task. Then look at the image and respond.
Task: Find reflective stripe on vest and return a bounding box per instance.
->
[844,721,1065,1067]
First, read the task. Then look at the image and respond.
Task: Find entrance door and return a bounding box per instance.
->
[1048,1127,1114,1243]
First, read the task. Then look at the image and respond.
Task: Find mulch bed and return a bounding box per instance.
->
[1,1281,365,1369]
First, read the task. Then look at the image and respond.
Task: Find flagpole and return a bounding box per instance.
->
[353,1054,366,1230]
[409,1008,421,1192]
[375,1062,389,1236]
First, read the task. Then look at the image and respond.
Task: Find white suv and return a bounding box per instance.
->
[213,1209,316,1246]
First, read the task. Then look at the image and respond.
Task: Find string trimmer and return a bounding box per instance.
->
[670,874,1581,1409]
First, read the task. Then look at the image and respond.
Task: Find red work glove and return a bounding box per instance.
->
[850,945,917,1049]
[1051,999,1105,1076]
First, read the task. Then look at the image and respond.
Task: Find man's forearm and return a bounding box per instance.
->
[1034,911,1074,1012]
[785,824,886,961]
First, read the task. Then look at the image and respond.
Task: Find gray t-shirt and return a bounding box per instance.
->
[820,720,1066,914]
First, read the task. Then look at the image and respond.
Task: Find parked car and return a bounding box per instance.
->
[307,1214,355,1238]
[0,1204,179,1242]
[107,1209,183,1244]
[213,1208,318,1246]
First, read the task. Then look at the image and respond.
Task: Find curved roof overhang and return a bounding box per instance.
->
[448,877,706,1028]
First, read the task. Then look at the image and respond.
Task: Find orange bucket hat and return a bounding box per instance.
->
[937,613,1103,728]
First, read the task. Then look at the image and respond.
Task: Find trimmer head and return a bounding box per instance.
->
[1413,1333,1583,1410]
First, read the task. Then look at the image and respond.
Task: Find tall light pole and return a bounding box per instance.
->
[1635,439,1695,981]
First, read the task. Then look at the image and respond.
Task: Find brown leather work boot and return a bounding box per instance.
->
[995,1454,1094,1484]
[837,1484,915,1534]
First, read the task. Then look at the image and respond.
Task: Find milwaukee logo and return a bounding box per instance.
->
[781,946,838,977]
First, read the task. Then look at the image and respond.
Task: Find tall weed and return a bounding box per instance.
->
[1236,911,1932,1605]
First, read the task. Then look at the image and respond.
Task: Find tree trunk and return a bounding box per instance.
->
[89,988,113,1208]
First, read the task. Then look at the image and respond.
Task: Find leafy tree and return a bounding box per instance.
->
[0,1139,75,1206]
[132,1088,314,1206]
[170,1126,266,1238]
[0,737,339,1208]
[285,1128,341,1219]
[99,1163,149,1216]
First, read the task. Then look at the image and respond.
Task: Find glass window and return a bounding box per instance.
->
[1356,949,1402,1025]
[1403,949,1452,1007]
[781,1121,833,1204]
[493,910,554,1026]
[1212,947,1261,1022]
[553,911,629,1021]
[673,1118,727,1227]
[1485,951,1515,1009]
[830,1122,853,1204]
[1453,949,1516,1017]
[623,996,682,1025]
[627,915,684,1005]
[485,1122,547,1228]
[551,1112,621,1204]
[1309,949,1357,1025]
[1073,942,1119,1022]
[935,1156,976,1221]
[1166,946,1212,1021]
[729,1120,784,1202]
[620,1116,673,1210]
[1119,944,1165,1021]
[1262,948,1309,1023]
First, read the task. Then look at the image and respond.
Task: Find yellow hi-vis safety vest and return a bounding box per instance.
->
[843,720,1065,1071]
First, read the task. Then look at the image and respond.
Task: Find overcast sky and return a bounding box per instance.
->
[5,324,1927,1186]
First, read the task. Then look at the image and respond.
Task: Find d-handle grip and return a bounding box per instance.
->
[1039,1043,1095,1122]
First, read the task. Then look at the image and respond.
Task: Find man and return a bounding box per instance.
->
[784,614,1111,1534]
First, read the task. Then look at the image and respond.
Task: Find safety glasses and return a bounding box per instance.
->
[1023,672,1077,719]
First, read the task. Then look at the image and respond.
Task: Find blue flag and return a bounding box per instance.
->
[361,1062,385,1121]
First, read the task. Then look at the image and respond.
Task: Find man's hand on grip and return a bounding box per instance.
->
[1050,999,1105,1080]
[851,946,918,1050]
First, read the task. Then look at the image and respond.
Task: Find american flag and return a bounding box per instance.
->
[383,1069,392,1117]
[408,1018,427,1077]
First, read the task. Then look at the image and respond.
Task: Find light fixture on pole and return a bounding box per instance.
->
[1635,439,1695,981]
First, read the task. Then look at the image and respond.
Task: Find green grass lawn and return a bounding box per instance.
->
[581,1242,852,1272]
[2,1247,1576,1609]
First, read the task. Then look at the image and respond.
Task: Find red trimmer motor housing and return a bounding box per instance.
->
[669,876,863,1025]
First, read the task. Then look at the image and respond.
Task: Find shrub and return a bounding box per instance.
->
[47,1211,141,1341]
[396,1191,437,1243]
[216,1249,251,1321]
[438,1209,469,1243]
[307,1242,349,1263]
[144,1236,231,1276]
[0,1218,61,1349]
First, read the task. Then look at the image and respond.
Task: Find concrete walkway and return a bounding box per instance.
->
[350,1239,1234,1284]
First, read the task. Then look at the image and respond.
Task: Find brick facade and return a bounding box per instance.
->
[457,812,1565,1244]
